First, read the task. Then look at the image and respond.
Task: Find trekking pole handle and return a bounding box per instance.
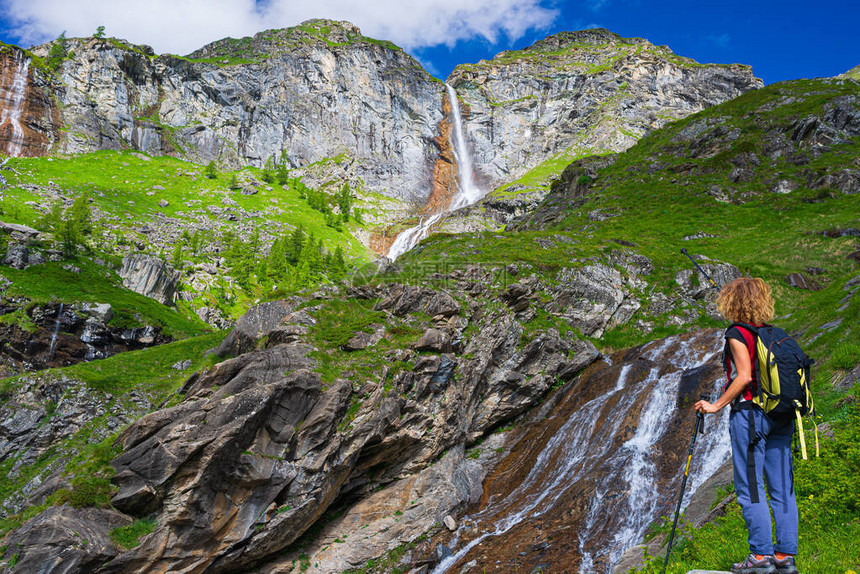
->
[680,248,719,290]
[697,394,708,434]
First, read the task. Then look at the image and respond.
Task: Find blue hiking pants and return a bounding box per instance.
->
[729,406,799,556]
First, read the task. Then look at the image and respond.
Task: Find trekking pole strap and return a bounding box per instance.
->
[813,418,820,457]
[794,409,808,460]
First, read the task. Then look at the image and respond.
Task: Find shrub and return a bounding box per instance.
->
[110,519,157,550]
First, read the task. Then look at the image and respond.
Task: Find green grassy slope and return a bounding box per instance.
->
[392,79,858,376]
[1,151,371,259]
[0,150,377,325]
[0,258,207,338]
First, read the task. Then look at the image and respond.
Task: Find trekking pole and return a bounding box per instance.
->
[661,394,707,574]
[680,248,719,290]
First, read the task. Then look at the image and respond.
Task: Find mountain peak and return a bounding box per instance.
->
[187,19,400,60]
[526,28,644,52]
[840,64,860,79]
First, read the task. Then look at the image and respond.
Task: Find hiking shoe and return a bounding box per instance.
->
[731,553,776,574]
[773,555,799,574]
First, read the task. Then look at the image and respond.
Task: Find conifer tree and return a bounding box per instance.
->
[47,32,68,71]
[331,246,347,280]
[337,184,352,220]
[287,226,305,264]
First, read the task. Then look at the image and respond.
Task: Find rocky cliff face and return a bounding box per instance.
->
[24,21,443,202]
[0,45,60,157]
[448,28,763,191]
[5,23,762,208]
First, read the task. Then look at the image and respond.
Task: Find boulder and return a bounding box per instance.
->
[414,328,452,353]
[80,302,113,323]
[343,326,384,352]
[549,264,640,337]
[375,284,461,318]
[2,243,30,269]
[0,505,132,572]
[785,272,823,290]
[675,259,741,299]
[217,300,295,357]
[119,254,180,305]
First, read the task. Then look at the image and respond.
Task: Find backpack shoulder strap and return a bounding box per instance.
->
[729,322,759,335]
[726,322,761,400]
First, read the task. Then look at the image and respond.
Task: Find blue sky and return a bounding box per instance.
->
[0,0,857,84]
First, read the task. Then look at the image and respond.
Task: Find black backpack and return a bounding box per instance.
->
[731,322,817,458]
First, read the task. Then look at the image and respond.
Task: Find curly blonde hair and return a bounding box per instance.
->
[716,277,775,325]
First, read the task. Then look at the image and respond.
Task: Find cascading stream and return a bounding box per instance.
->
[0,51,31,158]
[434,330,732,574]
[386,84,485,260]
[47,303,64,362]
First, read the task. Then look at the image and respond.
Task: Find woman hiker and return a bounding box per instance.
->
[695,277,799,574]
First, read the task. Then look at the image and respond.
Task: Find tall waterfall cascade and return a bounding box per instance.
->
[0,51,31,158]
[433,330,732,574]
[386,84,485,260]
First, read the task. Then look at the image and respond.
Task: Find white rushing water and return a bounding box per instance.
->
[434,331,731,574]
[386,84,485,260]
[0,52,31,157]
[47,303,64,362]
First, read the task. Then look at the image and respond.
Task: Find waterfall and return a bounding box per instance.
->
[47,303,64,362]
[0,52,31,157]
[433,330,732,574]
[386,84,485,260]
[446,83,483,209]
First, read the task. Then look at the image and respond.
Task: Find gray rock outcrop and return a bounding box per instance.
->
[118,254,180,305]
[449,28,762,190]
[1,243,30,270]
[29,21,443,202]
[0,506,132,572]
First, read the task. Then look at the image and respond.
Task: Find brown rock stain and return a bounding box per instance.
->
[0,47,61,157]
[375,90,459,256]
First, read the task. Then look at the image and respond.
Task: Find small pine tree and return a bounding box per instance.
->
[228,174,240,190]
[59,217,79,258]
[172,243,183,267]
[93,26,106,39]
[287,226,305,264]
[46,32,69,71]
[40,202,64,234]
[204,161,218,179]
[330,246,347,280]
[337,184,351,220]
[276,163,290,186]
[68,194,92,236]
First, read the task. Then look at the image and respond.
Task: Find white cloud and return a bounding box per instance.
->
[3,0,559,55]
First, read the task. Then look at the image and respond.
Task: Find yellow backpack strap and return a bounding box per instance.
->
[794,408,808,460]
[812,417,820,458]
